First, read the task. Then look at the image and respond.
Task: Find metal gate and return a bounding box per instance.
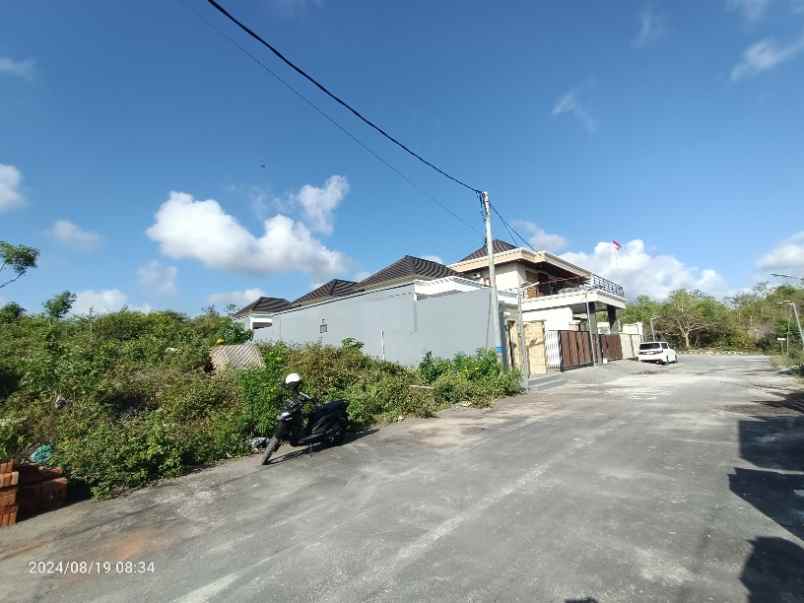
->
[600,334,623,361]
[545,330,561,369]
[557,330,594,371]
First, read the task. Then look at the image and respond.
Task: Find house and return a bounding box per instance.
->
[449,240,626,334]
[232,297,290,330]
[234,240,630,374]
[249,255,504,366]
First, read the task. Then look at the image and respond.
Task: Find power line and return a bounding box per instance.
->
[489,203,535,251]
[200,0,531,249]
[206,0,483,195]
[490,202,520,247]
[180,0,479,235]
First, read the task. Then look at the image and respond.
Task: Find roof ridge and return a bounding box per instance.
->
[457,239,518,262]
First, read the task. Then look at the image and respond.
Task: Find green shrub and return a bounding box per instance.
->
[418,351,452,384]
[0,304,522,497]
[236,368,285,435]
[0,413,25,459]
[344,370,436,425]
[419,349,521,406]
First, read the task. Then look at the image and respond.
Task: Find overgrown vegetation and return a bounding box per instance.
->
[0,304,519,497]
[622,284,804,362]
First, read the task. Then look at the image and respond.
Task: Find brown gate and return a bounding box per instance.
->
[558,330,593,371]
[600,334,623,361]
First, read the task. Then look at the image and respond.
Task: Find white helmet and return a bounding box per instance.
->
[284,372,302,388]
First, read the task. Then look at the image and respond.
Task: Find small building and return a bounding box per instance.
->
[252,256,508,366]
[234,240,630,374]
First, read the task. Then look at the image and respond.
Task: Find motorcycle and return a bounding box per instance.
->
[260,373,349,465]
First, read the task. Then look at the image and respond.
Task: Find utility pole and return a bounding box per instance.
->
[649,316,657,341]
[481,192,505,367]
[585,292,597,366]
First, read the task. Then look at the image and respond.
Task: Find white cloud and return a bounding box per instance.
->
[208,288,266,308]
[561,239,728,299]
[137,260,178,296]
[353,270,372,281]
[552,90,597,133]
[757,231,804,275]
[633,4,666,48]
[422,255,444,265]
[293,175,348,235]
[72,289,129,315]
[727,0,771,23]
[249,186,280,220]
[0,164,25,212]
[146,191,347,278]
[513,222,568,253]
[0,57,34,80]
[48,219,102,249]
[731,31,804,80]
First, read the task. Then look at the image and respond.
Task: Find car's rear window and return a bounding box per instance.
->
[640,343,661,350]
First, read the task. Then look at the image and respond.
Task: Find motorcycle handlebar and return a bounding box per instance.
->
[283,392,313,411]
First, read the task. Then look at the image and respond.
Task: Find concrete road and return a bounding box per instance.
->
[2,355,803,602]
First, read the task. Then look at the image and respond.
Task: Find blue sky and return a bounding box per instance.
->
[2,0,803,314]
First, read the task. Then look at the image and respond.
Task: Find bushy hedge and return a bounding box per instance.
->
[418,350,521,406]
[0,307,520,496]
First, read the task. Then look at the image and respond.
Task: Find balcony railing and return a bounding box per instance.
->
[589,274,625,297]
[525,274,624,299]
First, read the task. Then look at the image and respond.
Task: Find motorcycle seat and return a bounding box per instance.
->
[317,399,348,413]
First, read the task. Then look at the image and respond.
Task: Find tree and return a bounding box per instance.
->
[0,302,25,322]
[621,295,662,337]
[660,289,715,349]
[44,291,76,319]
[0,241,39,289]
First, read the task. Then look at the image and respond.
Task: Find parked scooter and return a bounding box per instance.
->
[260,373,349,465]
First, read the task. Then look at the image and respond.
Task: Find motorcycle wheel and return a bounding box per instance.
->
[329,419,347,446]
[260,436,279,465]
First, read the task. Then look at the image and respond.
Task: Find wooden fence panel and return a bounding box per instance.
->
[557,330,594,371]
[602,335,623,361]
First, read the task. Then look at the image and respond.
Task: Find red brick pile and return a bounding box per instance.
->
[0,459,18,527]
[0,460,69,528]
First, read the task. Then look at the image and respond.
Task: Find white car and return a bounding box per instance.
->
[638,341,678,364]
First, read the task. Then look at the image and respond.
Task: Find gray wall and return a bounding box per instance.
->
[255,285,497,366]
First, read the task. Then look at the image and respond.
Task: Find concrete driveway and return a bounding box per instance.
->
[2,355,803,602]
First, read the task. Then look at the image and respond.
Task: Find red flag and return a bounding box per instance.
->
[612,240,622,251]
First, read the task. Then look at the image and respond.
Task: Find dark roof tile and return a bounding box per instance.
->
[357,256,459,289]
[458,239,518,262]
[233,297,291,318]
[292,279,357,305]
